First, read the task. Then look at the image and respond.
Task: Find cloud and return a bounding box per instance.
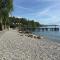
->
[14,4,33,11]
[32,3,60,25]
[13,0,60,25]
[36,3,60,16]
[36,0,60,2]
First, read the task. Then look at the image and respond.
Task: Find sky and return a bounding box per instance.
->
[12,0,60,25]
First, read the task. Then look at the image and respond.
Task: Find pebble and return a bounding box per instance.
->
[0,30,60,60]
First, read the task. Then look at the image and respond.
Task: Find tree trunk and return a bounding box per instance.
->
[0,18,3,31]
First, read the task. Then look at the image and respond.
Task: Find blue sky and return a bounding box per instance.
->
[12,0,60,25]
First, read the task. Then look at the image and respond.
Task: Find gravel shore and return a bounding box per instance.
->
[0,30,60,60]
[0,30,6,38]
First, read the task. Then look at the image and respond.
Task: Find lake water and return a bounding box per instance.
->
[33,28,60,43]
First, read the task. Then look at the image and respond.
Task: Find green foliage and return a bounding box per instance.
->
[0,0,13,30]
[9,17,41,31]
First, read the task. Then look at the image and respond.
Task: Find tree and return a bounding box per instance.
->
[9,17,41,31]
[0,0,13,30]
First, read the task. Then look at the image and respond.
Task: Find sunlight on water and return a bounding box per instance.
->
[33,27,60,43]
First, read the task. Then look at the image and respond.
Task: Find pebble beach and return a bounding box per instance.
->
[0,30,60,60]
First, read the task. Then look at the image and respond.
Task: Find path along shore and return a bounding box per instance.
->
[0,30,60,60]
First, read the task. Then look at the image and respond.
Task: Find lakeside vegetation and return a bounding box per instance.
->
[0,0,13,30]
[9,17,41,31]
[0,0,41,31]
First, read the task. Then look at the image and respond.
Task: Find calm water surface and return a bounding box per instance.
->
[33,31,60,43]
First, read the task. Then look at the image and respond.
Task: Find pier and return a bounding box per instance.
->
[19,25,59,32]
[37,25,59,31]
[38,27,59,31]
